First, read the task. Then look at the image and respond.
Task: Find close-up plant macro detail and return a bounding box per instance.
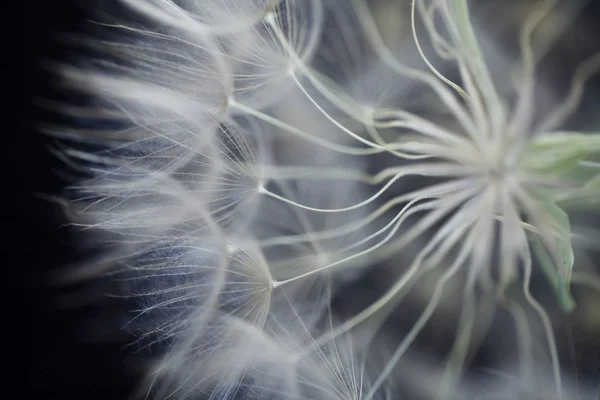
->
[23,0,600,399]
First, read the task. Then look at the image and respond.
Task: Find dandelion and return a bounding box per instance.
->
[50,0,600,399]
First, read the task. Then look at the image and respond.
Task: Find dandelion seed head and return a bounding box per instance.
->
[50,0,600,399]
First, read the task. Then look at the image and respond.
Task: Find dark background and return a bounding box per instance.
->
[7,1,600,399]
[8,1,140,399]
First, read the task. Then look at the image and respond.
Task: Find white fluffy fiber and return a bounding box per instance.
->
[56,0,600,399]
